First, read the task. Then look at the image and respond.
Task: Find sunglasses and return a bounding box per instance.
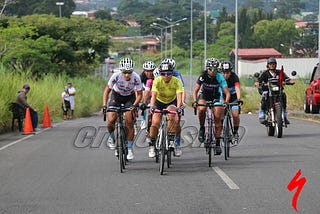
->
[268,63,276,65]
[121,70,133,74]
[160,71,173,76]
[208,67,218,71]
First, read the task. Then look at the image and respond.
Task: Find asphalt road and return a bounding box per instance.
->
[1,108,320,214]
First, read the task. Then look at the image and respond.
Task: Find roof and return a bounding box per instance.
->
[230,48,282,60]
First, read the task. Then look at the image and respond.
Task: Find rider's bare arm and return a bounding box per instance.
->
[103,85,111,106]
[193,83,201,102]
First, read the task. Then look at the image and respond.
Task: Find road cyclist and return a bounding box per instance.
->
[140,58,186,158]
[192,57,230,155]
[221,61,243,142]
[148,61,184,161]
[102,57,143,161]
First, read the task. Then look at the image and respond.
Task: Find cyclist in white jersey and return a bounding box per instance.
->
[103,58,143,160]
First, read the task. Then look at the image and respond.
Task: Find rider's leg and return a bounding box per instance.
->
[107,112,117,149]
[282,93,290,124]
[231,106,240,133]
[259,92,268,123]
[148,113,161,158]
[197,99,206,142]
[214,106,224,155]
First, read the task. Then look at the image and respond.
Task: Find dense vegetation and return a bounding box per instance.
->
[0,0,314,132]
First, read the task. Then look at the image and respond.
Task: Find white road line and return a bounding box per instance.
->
[212,166,240,190]
[0,126,54,151]
[0,135,34,151]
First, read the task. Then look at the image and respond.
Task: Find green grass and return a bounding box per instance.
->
[0,66,105,132]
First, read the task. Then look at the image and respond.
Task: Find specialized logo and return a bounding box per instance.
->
[287,169,307,212]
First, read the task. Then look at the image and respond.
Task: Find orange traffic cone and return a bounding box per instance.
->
[23,107,34,135]
[42,105,52,128]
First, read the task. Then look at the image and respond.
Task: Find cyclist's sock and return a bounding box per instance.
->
[234,126,239,133]
[216,138,221,146]
[109,132,115,140]
[127,141,133,150]
[175,136,181,147]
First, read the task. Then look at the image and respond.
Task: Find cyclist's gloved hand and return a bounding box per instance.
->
[238,100,243,106]
[140,103,147,111]
[150,106,156,114]
[102,105,107,113]
[223,102,228,108]
[192,101,198,108]
[130,104,138,111]
[176,107,183,115]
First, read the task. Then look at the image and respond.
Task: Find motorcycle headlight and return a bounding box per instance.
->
[271,86,279,91]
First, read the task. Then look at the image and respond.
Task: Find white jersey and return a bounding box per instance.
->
[108,71,142,96]
[61,91,70,101]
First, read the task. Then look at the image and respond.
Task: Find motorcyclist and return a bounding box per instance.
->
[254,58,295,124]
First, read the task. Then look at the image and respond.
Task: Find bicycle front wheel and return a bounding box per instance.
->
[223,116,231,160]
[119,127,127,172]
[159,129,165,175]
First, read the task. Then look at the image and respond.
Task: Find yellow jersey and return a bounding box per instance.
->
[152,76,183,104]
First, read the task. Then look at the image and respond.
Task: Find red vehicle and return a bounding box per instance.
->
[304,63,320,114]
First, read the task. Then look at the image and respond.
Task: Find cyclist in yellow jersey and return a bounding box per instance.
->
[149,62,184,157]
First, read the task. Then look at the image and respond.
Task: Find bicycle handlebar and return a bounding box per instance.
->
[107,106,132,113]
[154,109,177,115]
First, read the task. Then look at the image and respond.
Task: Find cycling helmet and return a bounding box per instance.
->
[161,58,176,69]
[158,62,174,72]
[119,58,134,71]
[205,57,220,68]
[267,58,277,65]
[142,61,156,71]
[153,67,160,78]
[221,61,233,72]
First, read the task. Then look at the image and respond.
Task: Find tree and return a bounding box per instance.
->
[253,18,299,54]
[94,9,112,20]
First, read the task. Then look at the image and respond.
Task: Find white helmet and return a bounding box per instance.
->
[161,58,176,69]
[142,61,156,71]
[153,67,160,78]
[205,57,220,68]
[119,58,134,71]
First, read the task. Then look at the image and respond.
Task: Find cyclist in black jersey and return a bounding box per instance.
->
[192,58,230,155]
[221,61,242,139]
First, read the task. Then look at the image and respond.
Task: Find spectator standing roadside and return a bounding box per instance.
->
[15,84,40,131]
[61,86,71,120]
[67,82,76,119]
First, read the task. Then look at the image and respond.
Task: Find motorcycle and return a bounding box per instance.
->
[255,66,296,138]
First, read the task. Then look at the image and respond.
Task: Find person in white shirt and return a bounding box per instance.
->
[67,82,76,119]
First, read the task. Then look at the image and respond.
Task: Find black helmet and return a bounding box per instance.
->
[221,61,233,72]
[158,62,174,72]
[267,58,277,65]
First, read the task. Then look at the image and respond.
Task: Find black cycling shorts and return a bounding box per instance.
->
[154,99,177,110]
[108,91,135,108]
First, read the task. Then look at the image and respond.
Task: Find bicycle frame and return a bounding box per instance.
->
[107,105,131,173]
[195,100,221,167]
[154,109,176,175]
[222,101,239,160]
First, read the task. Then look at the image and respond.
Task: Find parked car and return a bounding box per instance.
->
[304,63,320,114]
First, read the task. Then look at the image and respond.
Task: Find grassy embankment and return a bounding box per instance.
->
[0,66,106,132]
